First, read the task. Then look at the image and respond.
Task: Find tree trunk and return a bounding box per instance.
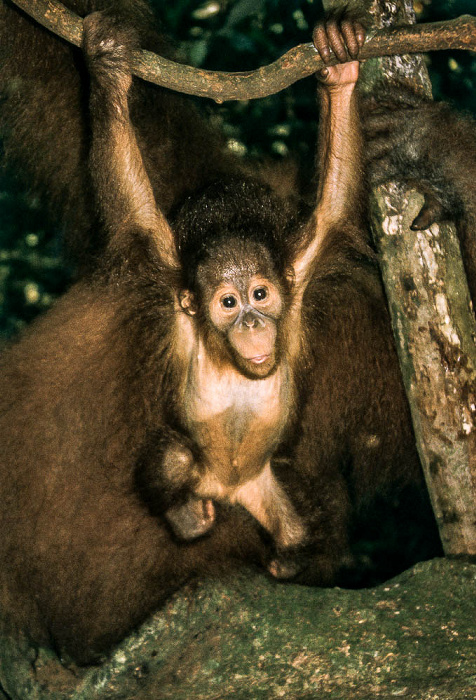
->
[327,0,476,556]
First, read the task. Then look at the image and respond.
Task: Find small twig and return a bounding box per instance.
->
[10,0,476,101]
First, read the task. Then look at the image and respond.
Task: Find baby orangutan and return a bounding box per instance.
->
[111,17,367,577]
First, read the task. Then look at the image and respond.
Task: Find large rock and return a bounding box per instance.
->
[1,558,475,699]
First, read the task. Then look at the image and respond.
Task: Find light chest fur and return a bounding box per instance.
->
[181,337,292,492]
[172,311,306,554]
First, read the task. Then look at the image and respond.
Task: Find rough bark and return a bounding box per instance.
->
[372,187,476,556]
[1,561,476,699]
[8,0,476,101]
[356,0,476,557]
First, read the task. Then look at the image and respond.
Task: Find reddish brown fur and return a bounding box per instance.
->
[362,85,476,300]
[0,0,473,665]
[0,0,239,268]
[0,279,267,662]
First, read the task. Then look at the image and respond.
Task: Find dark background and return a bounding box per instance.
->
[0,0,473,584]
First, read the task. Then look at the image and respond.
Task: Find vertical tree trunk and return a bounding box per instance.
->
[323,0,476,556]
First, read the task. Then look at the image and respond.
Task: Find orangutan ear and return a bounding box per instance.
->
[179,289,197,316]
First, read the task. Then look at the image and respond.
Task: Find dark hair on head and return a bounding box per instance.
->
[172,176,297,287]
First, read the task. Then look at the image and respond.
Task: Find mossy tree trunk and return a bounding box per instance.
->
[325,0,476,556]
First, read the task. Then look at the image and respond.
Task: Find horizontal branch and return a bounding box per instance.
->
[10,0,476,101]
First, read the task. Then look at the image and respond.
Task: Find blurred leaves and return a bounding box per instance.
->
[416,0,476,113]
[0,185,69,341]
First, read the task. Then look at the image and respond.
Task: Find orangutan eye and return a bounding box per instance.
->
[221,295,237,309]
[253,287,268,301]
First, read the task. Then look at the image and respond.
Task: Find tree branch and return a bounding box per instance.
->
[9,0,476,101]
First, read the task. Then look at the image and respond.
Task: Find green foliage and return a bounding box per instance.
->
[417,0,476,112]
[155,0,324,186]
[0,185,69,342]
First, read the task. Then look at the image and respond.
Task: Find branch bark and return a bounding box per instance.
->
[9,0,476,101]
[372,187,476,557]
[360,0,476,558]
